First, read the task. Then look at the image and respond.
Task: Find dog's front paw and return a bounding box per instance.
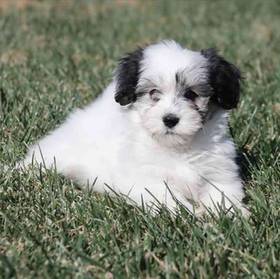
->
[198,204,250,218]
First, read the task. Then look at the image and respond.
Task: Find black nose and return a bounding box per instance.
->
[163,114,180,128]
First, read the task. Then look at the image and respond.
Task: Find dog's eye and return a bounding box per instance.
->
[184,89,197,101]
[149,89,161,102]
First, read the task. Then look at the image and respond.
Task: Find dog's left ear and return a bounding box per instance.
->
[115,48,144,106]
[201,48,241,110]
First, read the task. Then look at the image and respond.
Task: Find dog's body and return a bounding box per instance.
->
[22,41,246,215]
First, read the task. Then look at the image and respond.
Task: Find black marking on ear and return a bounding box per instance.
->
[201,48,241,110]
[115,48,144,106]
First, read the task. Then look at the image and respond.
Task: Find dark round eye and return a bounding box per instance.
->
[149,89,161,102]
[184,89,197,101]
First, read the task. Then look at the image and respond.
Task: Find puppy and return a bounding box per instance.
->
[21,40,247,215]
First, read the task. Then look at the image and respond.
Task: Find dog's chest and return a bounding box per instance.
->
[119,139,203,194]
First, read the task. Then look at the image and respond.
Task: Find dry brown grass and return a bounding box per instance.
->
[0,0,34,11]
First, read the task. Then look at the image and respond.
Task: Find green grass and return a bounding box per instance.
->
[1,0,280,278]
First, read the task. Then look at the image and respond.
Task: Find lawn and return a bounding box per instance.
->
[0,0,280,278]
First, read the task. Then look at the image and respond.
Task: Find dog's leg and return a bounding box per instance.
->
[18,127,77,175]
[120,183,195,215]
[198,180,249,216]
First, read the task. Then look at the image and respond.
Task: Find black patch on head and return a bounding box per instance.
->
[115,48,144,106]
[201,48,241,110]
[175,70,213,98]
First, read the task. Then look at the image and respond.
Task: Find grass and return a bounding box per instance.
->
[0,0,280,278]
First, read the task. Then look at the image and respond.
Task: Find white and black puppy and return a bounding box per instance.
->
[22,40,247,215]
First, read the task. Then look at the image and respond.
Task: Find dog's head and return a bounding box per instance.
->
[115,41,241,147]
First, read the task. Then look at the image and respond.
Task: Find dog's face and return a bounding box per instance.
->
[115,41,241,147]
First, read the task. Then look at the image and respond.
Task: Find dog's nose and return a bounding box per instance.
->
[163,114,179,128]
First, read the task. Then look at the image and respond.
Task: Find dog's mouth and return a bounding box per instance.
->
[151,129,192,148]
[151,128,191,142]
[165,130,175,135]
[164,129,192,142]
[151,130,178,139]
[165,128,181,136]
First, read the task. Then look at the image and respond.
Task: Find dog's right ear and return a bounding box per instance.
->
[114,48,144,106]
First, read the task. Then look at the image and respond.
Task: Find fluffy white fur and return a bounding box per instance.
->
[21,41,247,215]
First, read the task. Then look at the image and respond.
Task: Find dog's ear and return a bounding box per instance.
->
[201,48,241,110]
[115,48,144,106]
